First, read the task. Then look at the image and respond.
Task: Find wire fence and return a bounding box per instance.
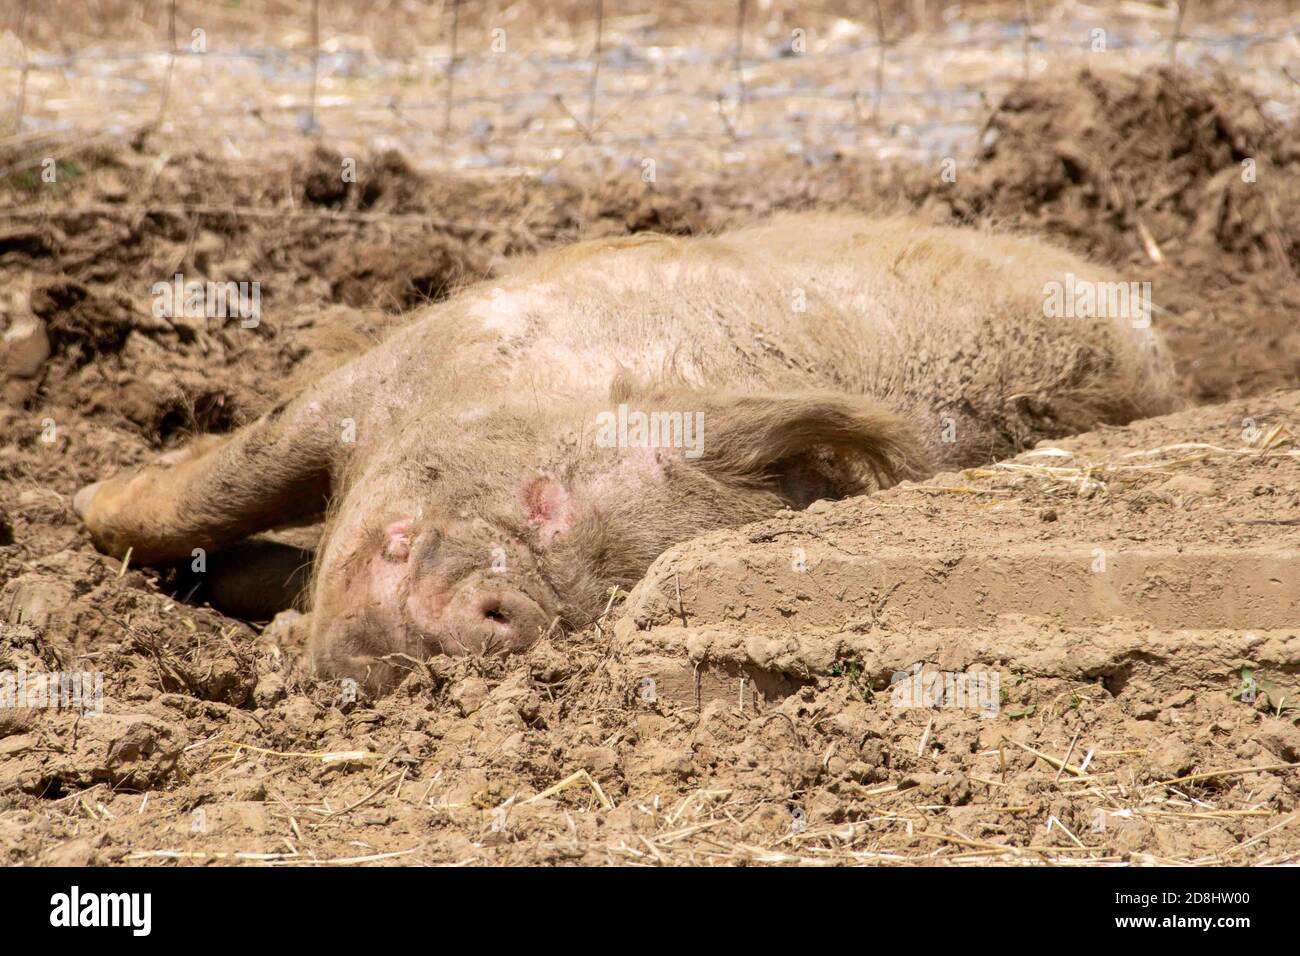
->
[3,0,1299,180]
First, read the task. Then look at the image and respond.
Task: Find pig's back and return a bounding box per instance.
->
[372,213,1178,464]
[484,213,1178,459]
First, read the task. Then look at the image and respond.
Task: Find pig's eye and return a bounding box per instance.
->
[411,528,442,573]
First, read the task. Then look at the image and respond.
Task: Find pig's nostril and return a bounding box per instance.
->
[442,589,548,656]
[479,600,510,626]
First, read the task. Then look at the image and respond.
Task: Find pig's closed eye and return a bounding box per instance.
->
[411,528,442,574]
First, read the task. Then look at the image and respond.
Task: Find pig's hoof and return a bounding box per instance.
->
[73,480,104,519]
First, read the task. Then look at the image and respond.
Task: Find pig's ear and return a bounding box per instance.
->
[518,475,573,543]
[696,393,930,507]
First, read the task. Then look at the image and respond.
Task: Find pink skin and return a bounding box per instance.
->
[321,487,562,673]
[311,449,678,687]
[517,475,571,545]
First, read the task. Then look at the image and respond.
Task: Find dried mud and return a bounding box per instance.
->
[1,64,1298,865]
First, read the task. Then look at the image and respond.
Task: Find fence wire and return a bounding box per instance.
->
[2,0,1298,180]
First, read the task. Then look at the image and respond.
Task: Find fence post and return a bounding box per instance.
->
[153,0,177,129]
[444,0,460,140]
[1168,0,1191,67]
[1019,0,1032,79]
[872,0,886,125]
[11,0,29,132]
[307,0,320,134]
[587,0,603,131]
[732,0,747,137]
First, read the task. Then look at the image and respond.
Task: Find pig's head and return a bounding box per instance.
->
[310,387,928,693]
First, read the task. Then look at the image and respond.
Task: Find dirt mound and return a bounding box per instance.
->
[918,65,1300,402]
[939,66,1298,271]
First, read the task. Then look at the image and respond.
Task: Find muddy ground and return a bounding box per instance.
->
[1,58,1299,864]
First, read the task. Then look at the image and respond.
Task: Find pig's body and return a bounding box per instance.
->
[77,214,1180,693]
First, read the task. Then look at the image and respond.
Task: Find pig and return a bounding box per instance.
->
[75,213,1180,693]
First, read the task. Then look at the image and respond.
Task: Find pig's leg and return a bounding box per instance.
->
[74,401,336,565]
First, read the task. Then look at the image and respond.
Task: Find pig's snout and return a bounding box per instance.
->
[435,579,550,656]
[313,518,558,686]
